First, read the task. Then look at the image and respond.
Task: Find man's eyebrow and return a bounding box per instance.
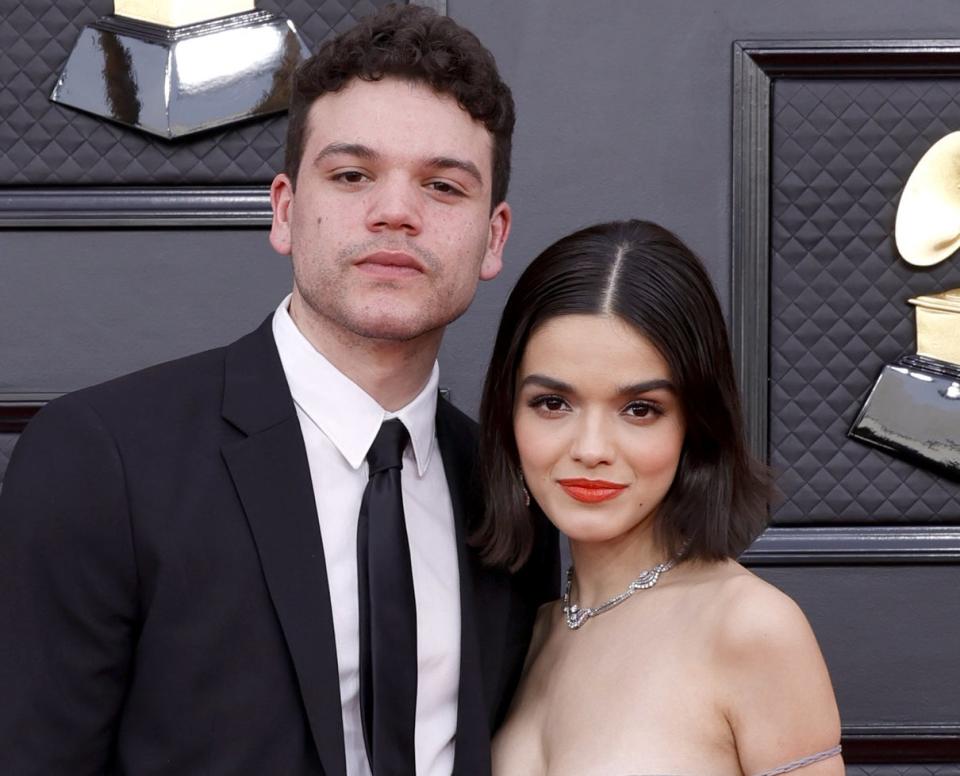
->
[617,379,675,395]
[519,374,572,392]
[425,156,484,185]
[312,142,379,166]
[310,145,484,186]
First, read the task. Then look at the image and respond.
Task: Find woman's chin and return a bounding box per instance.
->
[545,506,658,550]
[557,520,638,548]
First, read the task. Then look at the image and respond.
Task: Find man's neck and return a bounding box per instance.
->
[289,294,442,412]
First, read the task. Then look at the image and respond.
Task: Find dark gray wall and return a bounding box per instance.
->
[756,565,960,725]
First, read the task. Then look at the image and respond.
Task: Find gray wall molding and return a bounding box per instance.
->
[743,526,960,565]
[0,187,271,227]
[0,396,59,432]
[841,724,960,763]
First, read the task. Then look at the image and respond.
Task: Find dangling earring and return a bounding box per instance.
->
[518,469,531,507]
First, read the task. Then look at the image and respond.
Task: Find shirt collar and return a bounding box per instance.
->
[272,295,438,476]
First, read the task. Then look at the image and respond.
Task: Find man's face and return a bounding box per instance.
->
[269,77,511,346]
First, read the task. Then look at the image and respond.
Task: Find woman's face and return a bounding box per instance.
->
[513,314,686,545]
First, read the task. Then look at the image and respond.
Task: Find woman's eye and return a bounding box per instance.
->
[528,395,568,413]
[624,401,661,419]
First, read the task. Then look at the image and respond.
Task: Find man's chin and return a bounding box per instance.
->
[353,323,444,342]
[344,298,470,343]
[295,291,467,345]
[348,317,444,343]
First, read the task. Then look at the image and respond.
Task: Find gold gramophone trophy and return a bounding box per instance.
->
[849,132,960,478]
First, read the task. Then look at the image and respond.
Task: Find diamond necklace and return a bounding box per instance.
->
[562,556,679,630]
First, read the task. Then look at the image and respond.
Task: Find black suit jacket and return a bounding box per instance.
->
[0,317,557,775]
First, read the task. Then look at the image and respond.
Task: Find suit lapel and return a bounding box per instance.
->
[436,399,511,776]
[220,319,347,776]
[217,326,514,776]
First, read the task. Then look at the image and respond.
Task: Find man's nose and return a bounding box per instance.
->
[569,412,616,468]
[366,176,423,234]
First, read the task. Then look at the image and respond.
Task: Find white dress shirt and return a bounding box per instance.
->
[272,296,461,776]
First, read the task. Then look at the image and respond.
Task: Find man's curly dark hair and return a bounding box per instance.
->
[284,4,515,207]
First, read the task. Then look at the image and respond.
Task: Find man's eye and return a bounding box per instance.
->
[427,181,463,195]
[334,171,367,183]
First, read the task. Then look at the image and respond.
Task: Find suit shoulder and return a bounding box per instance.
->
[16,343,235,454]
[31,342,239,444]
[436,395,478,437]
[75,345,227,406]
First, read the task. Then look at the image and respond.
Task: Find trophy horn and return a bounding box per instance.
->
[895,130,960,267]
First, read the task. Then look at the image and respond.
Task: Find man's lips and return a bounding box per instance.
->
[355,250,425,278]
[557,478,627,504]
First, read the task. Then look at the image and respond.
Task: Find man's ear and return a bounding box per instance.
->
[479,201,512,281]
[269,173,295,256]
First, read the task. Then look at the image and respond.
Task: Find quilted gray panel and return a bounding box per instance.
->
[770,79,960,523]
[846,768,960,776]
[0,0,394,185]
[0,433,18,488]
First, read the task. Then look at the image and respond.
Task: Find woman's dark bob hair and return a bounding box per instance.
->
[475,219,769,571]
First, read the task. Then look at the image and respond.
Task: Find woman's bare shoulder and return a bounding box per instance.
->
[704,564,818,659]
[677,560,833,699]
[697,562,842,771]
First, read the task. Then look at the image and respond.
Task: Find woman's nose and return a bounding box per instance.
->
[569,413,616,467]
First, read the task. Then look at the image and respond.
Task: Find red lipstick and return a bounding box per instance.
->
[557,478,627,503]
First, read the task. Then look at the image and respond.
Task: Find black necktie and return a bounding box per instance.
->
[357,419,418,776]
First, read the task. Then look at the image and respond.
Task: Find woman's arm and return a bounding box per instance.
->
[715,575,844,776]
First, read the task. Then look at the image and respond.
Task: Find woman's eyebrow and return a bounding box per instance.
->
[519,376,676,395]
[519,374,572,392]
[617,379,675,396]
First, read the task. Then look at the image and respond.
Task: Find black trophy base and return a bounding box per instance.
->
[50,12,309,139]
[849,354,960,480]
